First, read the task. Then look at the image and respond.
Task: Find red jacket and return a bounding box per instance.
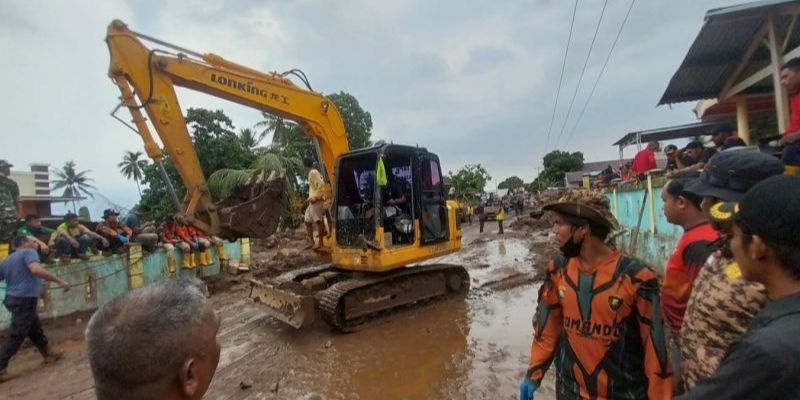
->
[785,91,800,135]
[631,148,656,175]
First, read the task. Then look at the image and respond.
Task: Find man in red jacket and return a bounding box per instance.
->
[779,58,800,175]
[631,141,659,178]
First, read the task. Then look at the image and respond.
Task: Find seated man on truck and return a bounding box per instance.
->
[15,214,55,261]
[175,220,204,268]
[95,209,132,255]
[53,212,108,263]
[123,205,158,251]
[158,216,191,270]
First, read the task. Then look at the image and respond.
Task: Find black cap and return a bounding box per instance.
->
[64,212,79,220]
[716,175,800,247]
[685,140,704,150]
[684,150,784,201]
[711,123,734,137]
[102,209,119,219]
[664,144,678,154]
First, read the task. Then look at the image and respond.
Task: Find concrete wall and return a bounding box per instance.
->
[607,178,682,274]
[0,240,247,329]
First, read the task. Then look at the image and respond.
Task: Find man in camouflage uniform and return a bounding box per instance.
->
[679,151,784,392]
[0,160,19,246]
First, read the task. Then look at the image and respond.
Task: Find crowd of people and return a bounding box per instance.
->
[520,153,800,398]
[11,206,227,271]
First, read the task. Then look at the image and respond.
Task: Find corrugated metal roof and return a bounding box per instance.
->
[613,121,723,147]
[659,0,800,105]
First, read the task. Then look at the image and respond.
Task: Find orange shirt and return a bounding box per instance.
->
[528,252,672,399]
[159,223,179,241]
[175,225,194,242]
[661,223,718,333]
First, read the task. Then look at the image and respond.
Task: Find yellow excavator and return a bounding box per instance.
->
[105,20,468,331]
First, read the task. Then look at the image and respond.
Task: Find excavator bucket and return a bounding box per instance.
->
[217,178,286,238]
[249,279,316,329]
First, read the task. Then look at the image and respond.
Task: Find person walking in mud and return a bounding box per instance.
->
[496,201,505,235]
[520,190,672,399]
[0,236,71,379]
[476,202,486,233]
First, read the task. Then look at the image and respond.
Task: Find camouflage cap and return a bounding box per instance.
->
[0,160,12,168]
[541,189,619,230]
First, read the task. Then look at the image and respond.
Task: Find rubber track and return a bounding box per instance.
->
[316,264,469,332]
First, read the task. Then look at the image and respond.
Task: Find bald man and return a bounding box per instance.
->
[85,279,221,400]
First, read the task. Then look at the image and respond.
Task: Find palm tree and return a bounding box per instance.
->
[118,150,148,196]
[208,146,305,231]
[52,160,97,212]
[254,112,291,145]
[208,146,304,200]
[239,128,261,150]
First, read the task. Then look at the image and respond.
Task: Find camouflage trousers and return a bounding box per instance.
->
[0,219,16,243]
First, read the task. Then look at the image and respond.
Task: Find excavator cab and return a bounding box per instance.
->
[250,144,466,331]
[330,144,458,271]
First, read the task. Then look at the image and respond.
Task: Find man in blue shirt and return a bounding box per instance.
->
[123,206,158,251]
[0,235,70,379]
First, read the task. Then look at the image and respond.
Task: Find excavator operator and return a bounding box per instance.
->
[383,168,413,245]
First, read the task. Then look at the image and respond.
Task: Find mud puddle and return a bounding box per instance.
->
[255,237,556,400]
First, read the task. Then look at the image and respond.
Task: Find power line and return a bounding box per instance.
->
[543,0,580,153]
[563,0,637,148]
[553,0,609,150]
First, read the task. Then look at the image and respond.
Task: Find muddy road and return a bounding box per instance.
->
[1,218,557,400]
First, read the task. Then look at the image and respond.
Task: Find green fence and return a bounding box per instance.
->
[607,176,682,273]
[0,240,247,329]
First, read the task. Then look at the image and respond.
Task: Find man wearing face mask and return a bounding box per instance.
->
[519,190,672,400]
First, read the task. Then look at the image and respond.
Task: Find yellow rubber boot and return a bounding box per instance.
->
[167,255,176,276]
[206,249,214,265]
[182,253,192,269]
[193,252,201,268]
[215,245,227,261]
[0,243,9,260]
[786,165,800,175]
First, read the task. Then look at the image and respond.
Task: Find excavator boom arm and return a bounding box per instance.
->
[105,20,348,237]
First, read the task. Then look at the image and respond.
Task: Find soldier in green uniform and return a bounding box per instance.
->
[0,160,20,253]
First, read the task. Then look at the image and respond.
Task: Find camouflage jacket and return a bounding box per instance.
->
[679,253,767,390]
[0,175,19,242]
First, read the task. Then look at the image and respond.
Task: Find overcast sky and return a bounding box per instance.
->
[0,0,743,216]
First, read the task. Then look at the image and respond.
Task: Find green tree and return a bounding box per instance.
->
[255,112,291,145]
[498,176,524,190]
[138,159,183,223]
[253,91,373,162]
[328,91,373,149]
[238,128,261,150]
[530,150,584,192]
[447,164,492,198]
[118,150,148,197]
[52,160,96,212]
[185,108,256,176]
[138,108,257,223]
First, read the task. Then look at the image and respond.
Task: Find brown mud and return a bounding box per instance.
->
[0,218,557,400]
